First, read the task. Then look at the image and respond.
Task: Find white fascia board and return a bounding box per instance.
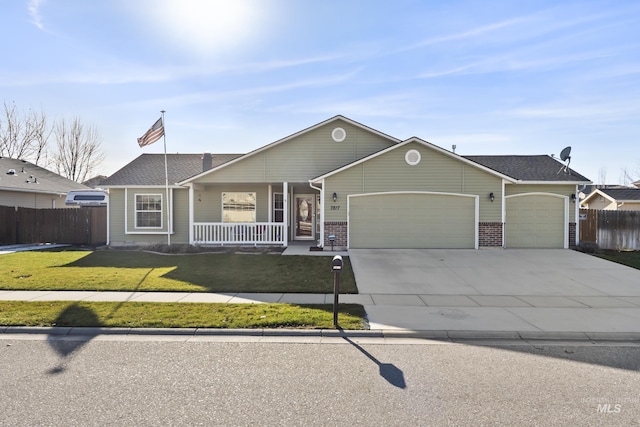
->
[0,187,67,196]
[581,188,615,204]
[513,180,592,185]
[179,115,401,186]
[101,185,184,189]
[311,137,518,183]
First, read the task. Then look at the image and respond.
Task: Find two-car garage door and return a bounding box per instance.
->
[348,193,477,249]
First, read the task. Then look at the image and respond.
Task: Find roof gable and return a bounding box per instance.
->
[311,137,516,183]
[0,157,89,194]
[179,115,400,185]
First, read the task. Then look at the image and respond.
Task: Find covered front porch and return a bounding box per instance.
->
[187,181,323,246]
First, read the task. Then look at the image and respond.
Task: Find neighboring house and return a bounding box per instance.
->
[580,188,640,211]
[0,157,90,209]
[82,175,109,188]
[102,115,591,249]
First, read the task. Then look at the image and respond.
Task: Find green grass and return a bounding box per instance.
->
[0,249,357,293]
[0,301,366,329]
[596,250,640,270]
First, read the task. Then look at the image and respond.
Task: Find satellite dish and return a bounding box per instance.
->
[557,146,572,175]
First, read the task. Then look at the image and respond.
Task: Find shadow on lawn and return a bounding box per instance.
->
[59,250,357,294]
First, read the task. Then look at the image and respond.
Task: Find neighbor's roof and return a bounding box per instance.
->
[101,153,242,186]
[598,188,640,201]
[0,157,89,195]
[463,155,591,182]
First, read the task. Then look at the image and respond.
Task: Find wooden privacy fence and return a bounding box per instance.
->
[0,205,106,246]
[579,209,640,250]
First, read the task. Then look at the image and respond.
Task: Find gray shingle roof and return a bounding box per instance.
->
[101,153,243,186]
[600,188,640,201]
[463,155,590,182]
[0,157,89,194]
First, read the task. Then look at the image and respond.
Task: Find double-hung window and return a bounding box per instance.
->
[135,194,163,228]
[222,192,256,223]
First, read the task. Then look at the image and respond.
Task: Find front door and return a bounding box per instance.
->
[295,195,314,239]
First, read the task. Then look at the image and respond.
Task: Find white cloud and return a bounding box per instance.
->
[399,17,529,53]
[28,0,45,30]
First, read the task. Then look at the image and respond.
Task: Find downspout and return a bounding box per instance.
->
[309,180,324,247]
[106,189,110,245]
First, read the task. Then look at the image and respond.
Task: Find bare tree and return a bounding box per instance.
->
[0,101,51,164]
[620,167,634,186]
[597,167,607,187]
[52,117,105,182]
[28,108,51,166]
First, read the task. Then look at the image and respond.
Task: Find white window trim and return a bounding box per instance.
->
[273,192,284,223]
[135,193,164,229]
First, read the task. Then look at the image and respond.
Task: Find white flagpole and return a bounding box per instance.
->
[161,110,171,246]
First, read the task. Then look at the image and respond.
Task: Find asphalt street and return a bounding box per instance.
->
[1,335,639,426]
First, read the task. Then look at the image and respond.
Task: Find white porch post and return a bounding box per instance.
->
[574,184,580,246]
[268,184,272,223]
[188,184,194,244]
[283,182,288,247]
[319,184,324,247]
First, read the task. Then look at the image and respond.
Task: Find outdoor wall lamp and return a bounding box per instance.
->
[570,193,576,202]
[489,192,495,202]
[332,192,338,202]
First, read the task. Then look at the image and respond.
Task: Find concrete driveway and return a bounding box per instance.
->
[348,249,640,338]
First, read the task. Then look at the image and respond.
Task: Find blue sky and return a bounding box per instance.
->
[2,1,640,183]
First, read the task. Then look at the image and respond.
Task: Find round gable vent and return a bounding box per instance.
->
[332,127,346,142]
[405,149,421,166]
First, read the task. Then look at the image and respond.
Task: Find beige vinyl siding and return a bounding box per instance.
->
[325,141,502,222]
[0,190,69,209]
[584,196,615,210]
[109,187,189,245]
[194,184,270,222]
[349,193,476,249]
[108,188,126,243]
[506,184,576,222]
[505,194,565,248]
[195,119,395,184]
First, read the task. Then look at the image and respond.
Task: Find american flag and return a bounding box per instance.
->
[137,117,164,147]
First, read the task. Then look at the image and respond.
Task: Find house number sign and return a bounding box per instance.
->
[330,205,341,210]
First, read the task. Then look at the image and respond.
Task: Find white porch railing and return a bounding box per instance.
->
[193,222,286,245]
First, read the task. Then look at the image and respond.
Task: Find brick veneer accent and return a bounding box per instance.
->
[569,222,576,247]
[479,222,503,247]
[324,221,347,248]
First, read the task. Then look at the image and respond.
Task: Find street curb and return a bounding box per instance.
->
[2,326,640,342]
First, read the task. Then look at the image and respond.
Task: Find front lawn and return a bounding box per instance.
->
[0,249,358,293]
[596,250,640,270]
[0,301,366,329]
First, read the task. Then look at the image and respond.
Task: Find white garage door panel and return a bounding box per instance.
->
[506,195,565,248]
[349,193,476,249]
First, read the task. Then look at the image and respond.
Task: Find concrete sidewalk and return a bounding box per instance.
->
[2,288,640,340]
[3,245,640,340]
